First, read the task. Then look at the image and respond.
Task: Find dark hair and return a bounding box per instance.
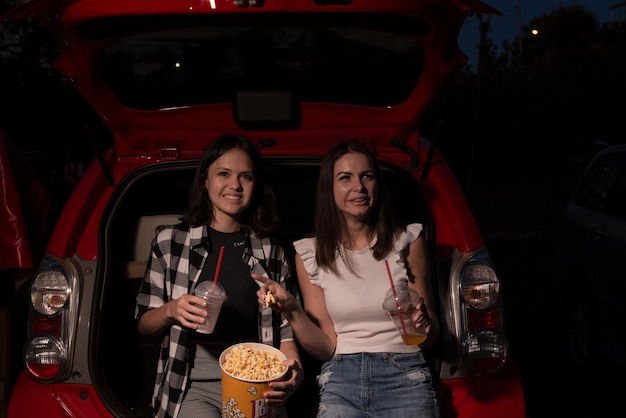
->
[181,133,278,237]
[313,140,398,274]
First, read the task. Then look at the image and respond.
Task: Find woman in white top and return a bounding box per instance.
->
[254,140,440,417]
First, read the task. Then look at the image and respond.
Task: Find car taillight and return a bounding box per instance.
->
[24,256,78,383]
[24,335,67,380]
[458,252,509,376]
[31,270,69,316]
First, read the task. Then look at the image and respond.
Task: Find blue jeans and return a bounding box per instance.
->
[316,352,439,418]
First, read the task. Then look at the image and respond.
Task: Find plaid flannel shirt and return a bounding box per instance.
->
[135,222,296,418]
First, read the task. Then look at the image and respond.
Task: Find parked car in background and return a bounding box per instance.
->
[556,143,626,370]
[2,0,526,417]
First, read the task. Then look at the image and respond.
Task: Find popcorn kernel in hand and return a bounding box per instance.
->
[264,290,276,307]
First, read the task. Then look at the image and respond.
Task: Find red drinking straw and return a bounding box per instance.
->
[211,245,225,294]
[385,260,408,338]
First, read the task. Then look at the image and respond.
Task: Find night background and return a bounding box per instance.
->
[1,1,625,417]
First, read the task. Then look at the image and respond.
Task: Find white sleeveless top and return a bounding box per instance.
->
[293,223,423,354]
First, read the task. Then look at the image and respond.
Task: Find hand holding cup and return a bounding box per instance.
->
[193,281,227,334]
[383,285,428,345]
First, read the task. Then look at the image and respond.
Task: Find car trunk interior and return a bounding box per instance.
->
[97,157,431,417]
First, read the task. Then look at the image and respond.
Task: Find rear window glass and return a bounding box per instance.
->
[96,14,425,110]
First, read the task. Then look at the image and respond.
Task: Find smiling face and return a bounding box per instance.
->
[205,147,255,229]
[333,151,377,222]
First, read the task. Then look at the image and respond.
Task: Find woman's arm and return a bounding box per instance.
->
[405,235,440,348]
[253,253,337,361]
[292,254,337,359]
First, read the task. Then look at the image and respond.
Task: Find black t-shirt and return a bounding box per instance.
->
[195,227,258,343]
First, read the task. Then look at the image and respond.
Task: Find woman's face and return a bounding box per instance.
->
[205,148,255,224]
[332,152,377,221]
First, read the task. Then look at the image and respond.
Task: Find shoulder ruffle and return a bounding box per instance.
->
[293,237,319,285]
[396,223,423,250]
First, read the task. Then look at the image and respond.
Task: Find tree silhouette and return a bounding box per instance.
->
[425,5,626,195]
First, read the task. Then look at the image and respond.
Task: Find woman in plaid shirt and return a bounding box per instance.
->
[135,134,302,418]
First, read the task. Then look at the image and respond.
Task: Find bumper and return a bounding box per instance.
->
[8,372,112,418]
[9,365,526,418]
[439,365,527,418]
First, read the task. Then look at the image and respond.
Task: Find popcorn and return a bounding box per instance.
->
[264,290,276,308]
[221,344,287,381]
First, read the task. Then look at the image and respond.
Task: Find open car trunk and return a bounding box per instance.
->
[97,156,433,417]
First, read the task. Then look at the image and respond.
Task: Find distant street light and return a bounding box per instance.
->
[531,28,540,36]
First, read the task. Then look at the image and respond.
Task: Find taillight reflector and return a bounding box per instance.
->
[462,328,508,376]
[32,314,63,337]
[24,335,67,381]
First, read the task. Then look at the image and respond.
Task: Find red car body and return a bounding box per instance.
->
[3,0,526,417]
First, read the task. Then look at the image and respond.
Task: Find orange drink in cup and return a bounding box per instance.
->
[382,286,427,345]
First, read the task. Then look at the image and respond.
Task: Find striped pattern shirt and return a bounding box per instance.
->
[135,222,296,418]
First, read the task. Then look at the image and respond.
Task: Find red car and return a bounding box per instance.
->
[3,0,526,417]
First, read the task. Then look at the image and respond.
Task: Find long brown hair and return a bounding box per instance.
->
[313,140,398,275]
[181,133,278,237]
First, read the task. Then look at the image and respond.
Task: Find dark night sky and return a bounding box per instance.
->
[459,0,610,67]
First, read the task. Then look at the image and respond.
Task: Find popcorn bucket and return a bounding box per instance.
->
[220,343,288,418]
